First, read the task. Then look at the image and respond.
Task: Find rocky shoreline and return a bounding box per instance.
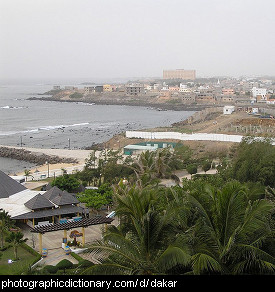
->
[0,146,78,166]
[28,95,209,112]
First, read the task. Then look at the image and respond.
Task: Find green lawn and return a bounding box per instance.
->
[0,246,38,275]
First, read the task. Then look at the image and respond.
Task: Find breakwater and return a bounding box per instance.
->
[0,146,78,165]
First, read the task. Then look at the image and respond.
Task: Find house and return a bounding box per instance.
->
[252,87,267,100]
[0,170,27,198]
[0,171,87,227]
[84,86,95,94]
[124,142,175,155]
[196,93,216,103]
[125,83,145,95]
[223,105,235,115]
[222,88,235,95]
[103,84,112,92]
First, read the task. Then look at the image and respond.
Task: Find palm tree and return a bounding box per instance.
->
[0,209,15,248]
[154,148,173,178]
[24,169,33,182]
[6,231,27,260]
[182,181,275,274]
[130,149,173,187]
[80,181,274,275]
[82,185,191,275]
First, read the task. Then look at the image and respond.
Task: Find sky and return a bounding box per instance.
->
[0,0,275,80]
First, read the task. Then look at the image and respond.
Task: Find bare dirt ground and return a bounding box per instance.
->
[106,110,274,159]
[105,111,246,156]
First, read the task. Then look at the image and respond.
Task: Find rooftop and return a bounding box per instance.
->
[30,216,113,233]
[0,170,27,199]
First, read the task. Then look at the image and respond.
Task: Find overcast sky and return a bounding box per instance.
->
[0,0,274,80]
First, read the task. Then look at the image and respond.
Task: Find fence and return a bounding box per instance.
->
[126,131,275,144]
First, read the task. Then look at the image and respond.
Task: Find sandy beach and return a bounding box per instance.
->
[0,146,92,179]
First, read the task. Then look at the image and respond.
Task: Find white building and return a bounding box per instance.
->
[223,105,235,115]
[179,83,191,93]
[251,87,267,99]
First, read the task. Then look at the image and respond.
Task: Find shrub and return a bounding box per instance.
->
[78,259,94,268]
[43,265,58,274]
[202,161,211,173]
[186,164,197,176]
[56,259,74,273]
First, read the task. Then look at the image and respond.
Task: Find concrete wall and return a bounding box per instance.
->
[126,131,275,145]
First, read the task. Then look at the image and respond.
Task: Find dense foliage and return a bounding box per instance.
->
[51,173,81,192]
[77,183,113,211]
[9,137,272,275]
[228,136,275,187]
[78,137,275,275]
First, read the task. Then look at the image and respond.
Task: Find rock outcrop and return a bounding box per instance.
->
[0,147,78,165]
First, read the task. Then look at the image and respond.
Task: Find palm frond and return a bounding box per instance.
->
[157,246,191,273]
[191,253,223,275]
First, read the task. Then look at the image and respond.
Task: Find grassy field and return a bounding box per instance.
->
[0,246,38,275]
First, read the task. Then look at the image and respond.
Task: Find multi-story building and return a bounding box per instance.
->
[179,83,192,93]
[168,86,180,92]
[125,84,145,95]
[219,95,236,103]
[95,85,103,93]
[84,86,95,94]
[163,69,196,80]
[64,86,77,90]
[222,88,235,95]
[251,87,267,99]
[181,93,196,104]
[83,85,103,94]
[103,84,112,92]
[195,93,216,103]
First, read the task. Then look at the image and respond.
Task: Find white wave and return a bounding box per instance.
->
[0,122,90,136]
[38,122,89,131]
[0,105,28,109]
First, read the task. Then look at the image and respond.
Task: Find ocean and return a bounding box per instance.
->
[0,79,195,174]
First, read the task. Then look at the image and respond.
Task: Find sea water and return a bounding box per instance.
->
[0,78,195,174]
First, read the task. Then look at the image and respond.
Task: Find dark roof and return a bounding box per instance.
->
[0,170,27,199]
[50,190,79,206]
[24,193,55,210]
[11,205,84,220]
[43,186,63,201]
[30,216,114,233]
[43,186,79,206]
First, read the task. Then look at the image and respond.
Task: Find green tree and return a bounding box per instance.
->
[81,180,275,275]
[202,161,211,173]
[56,259,74,274]
[171,144,192,169]
[182,181,275,274]
[51,174,81,192]
[186,164,197,177]
[77,183,113,212]
[6,231,27,260]
[83,185,190,275]
[0,209,15,248]
[229,137,275,187]
[130,149,175,187]
[85,151,97,169]
[24,169,33,182]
